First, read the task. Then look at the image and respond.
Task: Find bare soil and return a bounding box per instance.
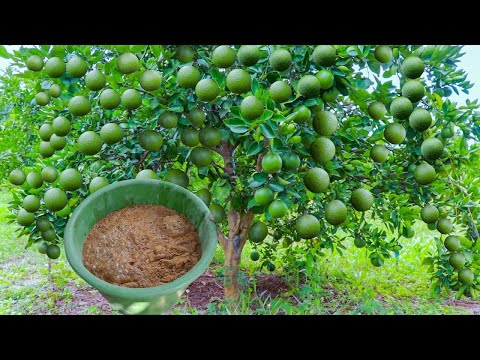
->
[82,205,201,288]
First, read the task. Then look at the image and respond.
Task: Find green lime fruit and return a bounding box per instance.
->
[139,130,163,151]
[268,199,288,218]
[354,237,366,248]
[444,235,461,252]
[159,111,178,129]
[313,45,336,67]
[45,57,65,78]
[181,129,200,147]
[390,96,413,120]
[140,70,162,91]
[175,45,195,63]
[240,95,264,120]
[322,87,339,103]
[49,84,61,98]
[313,111,338,136]
[209,203,226,223]
[89,177,109,193]
[199,127,221,148]
[99,89,121,109]
[212,45,236,68]
[421,138,444,161]
[374,45,393,63]
[254,187,274,206]
[44,188,68,211]
[85,70,106,91]
[351,188,374,211]
[100,123,124,145]
[117,52,140,74]
[35,92,49,106]
[9,169,26,185]
[187,108,206,127]
[293,105,311,123]
[26,172,43,189]
[458,269,474,285]
[298,75,321,98]
[26,55,44,71]
[384,123,406,144]
[136,169,159,180]
[402,56,424,79]
[266,262,276,272]
[237,45,260,66]
[121,89,142,110]
[371,256,384,267]
[39,123,54,141]
[36,217,51,232]
[249,221,268,243]
[368,101,386,120]
[269,80,292,103]
[325,199,347,226]
[47,244,61,259]
[164,169,189,188]
[41,228,56,242]
[449,252,465,269]
[269,48,292,71]
[49,134,66,150]
[17,209,35,226]
[304,167,330,193]
[250,251,260,261]
[38,242,49,254]
[414,162,436,185]
[23,195,40,212]
[68,96,91,116]
[195,79,219,102]
[52,116,71,136]
[421,204,439,224]
[310,137,336,164]
[77,131,103,155]
[316,69,334,89]
[39,142,55,158]
[427,222,437,231]
[437,218,453,234]
[190,147,213,167]
[262,151,282,173]
[66,56,88,78]
[370,145,389,163]
[295,214,321,239]
[442,124,454,138]
[403,228,415,238]
[226,69,251,94]
[282,152,300,171]
[195,189,211,206]
[177,65,201,89]
[59,168,83,191]
[402,80,425,103]
[409,108,432,132]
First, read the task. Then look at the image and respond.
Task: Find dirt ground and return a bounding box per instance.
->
[51,271,480,315]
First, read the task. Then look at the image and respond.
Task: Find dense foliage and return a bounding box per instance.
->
[1,44,479,300]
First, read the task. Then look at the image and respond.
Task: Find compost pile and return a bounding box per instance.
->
[82,205,201,288]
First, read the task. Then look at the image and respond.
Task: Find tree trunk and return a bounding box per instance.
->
[214,141,261,311]
[221,210,254,311]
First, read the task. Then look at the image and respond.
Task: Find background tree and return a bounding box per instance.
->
[2,44,480,306]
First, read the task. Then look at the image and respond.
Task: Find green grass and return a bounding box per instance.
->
[0,188,476,315]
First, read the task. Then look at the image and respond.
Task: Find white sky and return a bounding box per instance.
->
[0,45,478,103]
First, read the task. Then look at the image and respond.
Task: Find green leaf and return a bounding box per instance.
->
[247,142,263,156]
[268,182,284,192]
[260,123,275,138]
[0,45,10,59]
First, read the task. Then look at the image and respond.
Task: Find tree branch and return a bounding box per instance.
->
[136,151,150,169]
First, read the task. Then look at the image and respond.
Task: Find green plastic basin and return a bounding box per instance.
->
[64,179,218,315]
